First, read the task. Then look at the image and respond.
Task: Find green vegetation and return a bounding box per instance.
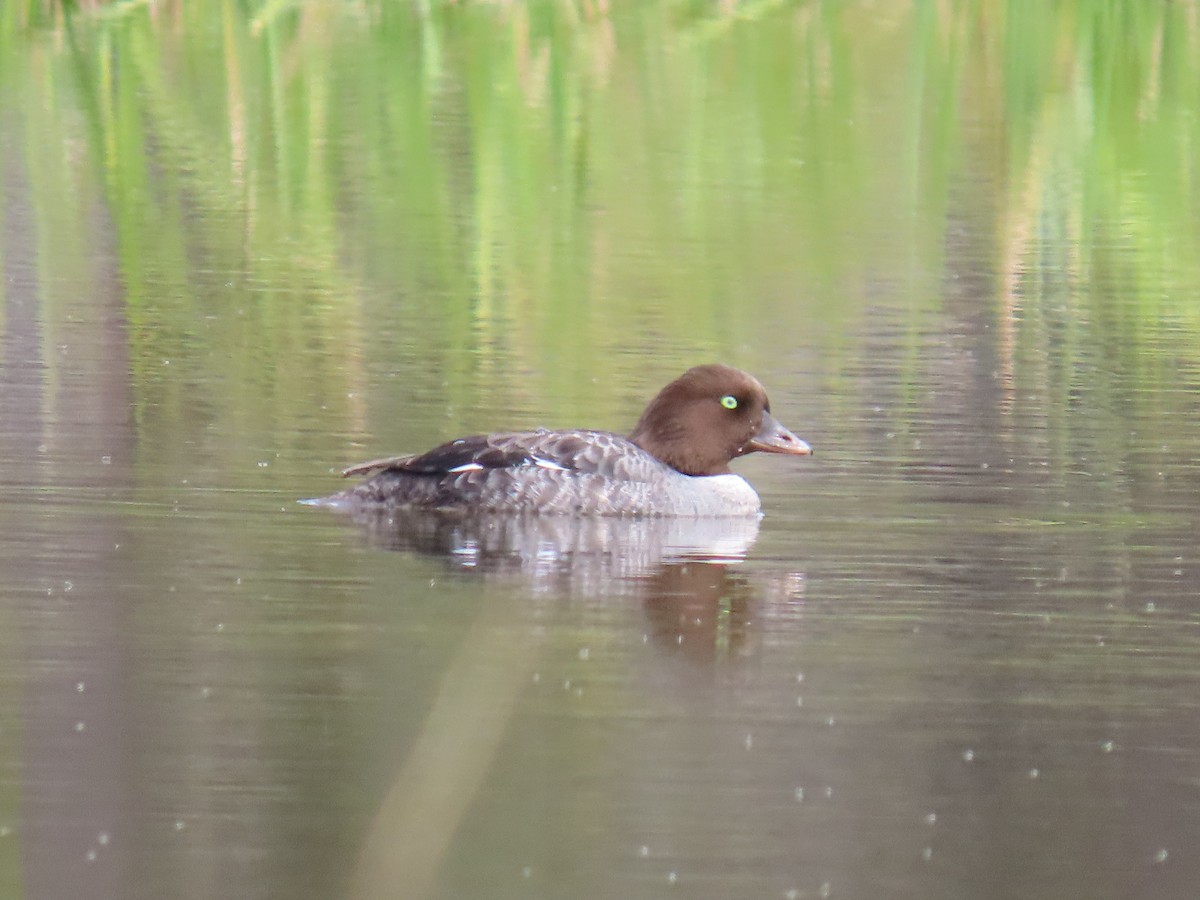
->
[2,0,1199,458]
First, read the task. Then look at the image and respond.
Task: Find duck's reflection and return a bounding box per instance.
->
[344,507,760,571]
[341,508,770,659]
[641,559,759,664]
[332,510,806,900]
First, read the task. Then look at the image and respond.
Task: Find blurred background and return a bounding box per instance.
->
[1,2,1199,899]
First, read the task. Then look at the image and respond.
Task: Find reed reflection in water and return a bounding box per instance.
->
[337,510,804,900]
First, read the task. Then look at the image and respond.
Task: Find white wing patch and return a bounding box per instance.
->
[531,456,569,472]
[447,462,485,473]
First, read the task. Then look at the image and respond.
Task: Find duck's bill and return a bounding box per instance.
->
[745,412,813,456]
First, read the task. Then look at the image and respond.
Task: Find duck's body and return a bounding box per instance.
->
[338,429,766,516]
[322,365,811,518]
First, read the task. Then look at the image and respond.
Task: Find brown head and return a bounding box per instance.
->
[629,364,812,476]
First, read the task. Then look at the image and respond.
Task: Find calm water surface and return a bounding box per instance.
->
[2,4,1200,900]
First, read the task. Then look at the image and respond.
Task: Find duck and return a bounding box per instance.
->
[321,364,811,517]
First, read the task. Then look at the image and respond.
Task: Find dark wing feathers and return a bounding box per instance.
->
[341,454,418,478]
[342,430,652,480]
[393,435,543,474]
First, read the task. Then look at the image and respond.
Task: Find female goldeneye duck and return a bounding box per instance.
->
[326,364,812,517]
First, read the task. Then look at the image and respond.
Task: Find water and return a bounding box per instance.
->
[2,3,1200,899]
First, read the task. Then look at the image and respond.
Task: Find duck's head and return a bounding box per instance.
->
[629,364,812,476]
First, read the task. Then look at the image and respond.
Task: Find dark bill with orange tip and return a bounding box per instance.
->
[743,412,813,456]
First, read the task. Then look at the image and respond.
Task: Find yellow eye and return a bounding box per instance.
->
[720,395,739,410]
